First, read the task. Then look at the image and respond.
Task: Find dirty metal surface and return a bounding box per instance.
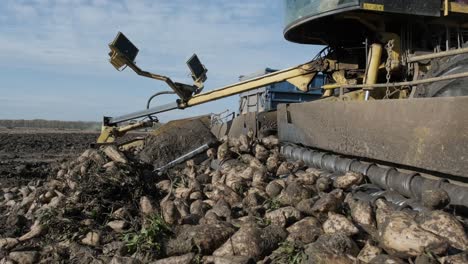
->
[228,112,258,138]
[138,116,216,168]
[278,96,468,178]
[211,120,232,140]
[257,111,278,136]
[224,111,278,138]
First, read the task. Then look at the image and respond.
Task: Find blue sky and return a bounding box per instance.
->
[0,0,321,122]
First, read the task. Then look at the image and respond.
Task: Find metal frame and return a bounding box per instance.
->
[103,60,322,126]
[448,1,468,14]
[106,102,179,125]
[183,62,320,107]
[99,32,468,145]
[98,38,323,144]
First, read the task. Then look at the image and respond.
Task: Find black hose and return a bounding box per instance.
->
[147,91,176,109]
[281,144,468,208]
[146,91,176,121]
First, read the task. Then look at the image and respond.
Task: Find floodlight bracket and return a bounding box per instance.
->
[107,32,203,102]
[187,54,208,93]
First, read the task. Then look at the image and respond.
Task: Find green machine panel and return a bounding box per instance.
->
[284,0,442,44]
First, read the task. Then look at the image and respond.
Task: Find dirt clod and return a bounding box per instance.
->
[81,231,100,247]
[8,251,39,264]
[421,188,450,210]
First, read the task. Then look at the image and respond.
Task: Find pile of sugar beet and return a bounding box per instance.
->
[1,132,468,264]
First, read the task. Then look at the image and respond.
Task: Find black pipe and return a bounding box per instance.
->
[146,91,176,109]
[281,144,468,208]
[351,185,426,212]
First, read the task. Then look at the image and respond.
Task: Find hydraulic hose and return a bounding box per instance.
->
[147,91,176,109]
[146,91,176,121]
[281,144,468,208]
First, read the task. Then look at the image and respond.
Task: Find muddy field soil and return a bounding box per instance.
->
[0,128,143,188]
[0,128,98,187]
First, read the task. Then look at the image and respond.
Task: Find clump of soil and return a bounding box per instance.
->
[138,117,217,168]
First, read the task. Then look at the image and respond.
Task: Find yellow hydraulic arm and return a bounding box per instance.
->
[109,32,321,106]
[98,32,325,144]
[98,31,468,145]
[183,62,319,107]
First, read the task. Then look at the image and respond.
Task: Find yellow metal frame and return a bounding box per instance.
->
[99,37,424,144]
[445,1,468,14]
[101,32,403,144]
[97,59,325,145]
[97,121,150,144]
[363,44,383,88]
[183,58,359,107]
[183,61,321,107]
